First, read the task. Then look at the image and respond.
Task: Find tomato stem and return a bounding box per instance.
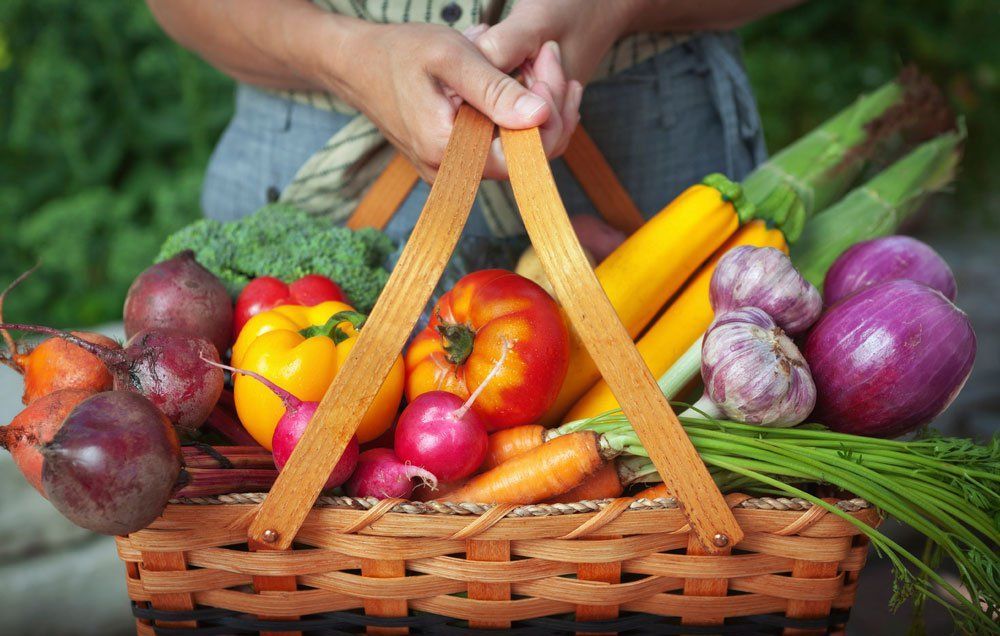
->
[437,323,475,365]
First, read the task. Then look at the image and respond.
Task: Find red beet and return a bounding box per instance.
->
[123,329,224,435]
[41,391,183,535]
[124,251,233,354]
[0,388,95,494]
[0,324,223,436]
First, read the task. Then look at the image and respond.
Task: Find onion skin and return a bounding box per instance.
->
[823,235,957,306]
[710,246,822,335]
[804,279,975,438]
[702,307,816,427]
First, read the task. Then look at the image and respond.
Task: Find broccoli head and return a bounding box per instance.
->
[157,203,395,312]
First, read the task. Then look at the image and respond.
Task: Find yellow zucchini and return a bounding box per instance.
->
[538,175,750,426]
[564,220,787,422]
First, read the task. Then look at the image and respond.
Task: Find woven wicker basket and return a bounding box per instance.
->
[117,109,880,635]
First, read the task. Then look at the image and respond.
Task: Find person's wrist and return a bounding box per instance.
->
[302,13,374,100]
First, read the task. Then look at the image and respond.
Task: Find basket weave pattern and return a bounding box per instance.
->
[119,494,877,635]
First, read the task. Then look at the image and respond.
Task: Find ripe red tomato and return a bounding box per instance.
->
[405,270,569,430]
[233,275,346,335]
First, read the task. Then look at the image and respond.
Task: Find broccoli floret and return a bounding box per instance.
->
[156,203,395,312]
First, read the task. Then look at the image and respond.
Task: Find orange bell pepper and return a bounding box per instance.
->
[231,301,404,449]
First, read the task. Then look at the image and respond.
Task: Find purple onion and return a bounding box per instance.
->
[804,279,975,438]
[698,307,816,427]
[710,246,822,335]
[824,235,957,306]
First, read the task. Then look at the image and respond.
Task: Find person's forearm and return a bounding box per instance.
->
[622,0,804,33]
[146,0,359,92]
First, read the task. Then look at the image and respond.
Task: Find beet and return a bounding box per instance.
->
[0,388,95,494]
[41,391,182,535]
[18,332,119,404]
[0,324,224,436]
[124,251,233,354]
[122,329,225,435]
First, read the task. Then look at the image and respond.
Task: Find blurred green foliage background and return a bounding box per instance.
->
[0,1,996,328]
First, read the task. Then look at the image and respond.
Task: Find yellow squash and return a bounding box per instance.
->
[538,175,752,425]
[565,220,787,422]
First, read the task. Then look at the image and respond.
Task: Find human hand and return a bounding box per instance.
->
[474,0,640,84]
[330,21,581,181]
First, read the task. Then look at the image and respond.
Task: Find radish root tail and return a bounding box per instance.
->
[453,337,512,420]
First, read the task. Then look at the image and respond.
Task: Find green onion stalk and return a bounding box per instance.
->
[555,412,999,634]
[791,127,964,287]
[741,69,951,241]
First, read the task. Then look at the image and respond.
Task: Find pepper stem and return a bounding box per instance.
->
[299,310,368,344]
[200,356,303,410]
[452,337,511,421]
[436,323,476,365]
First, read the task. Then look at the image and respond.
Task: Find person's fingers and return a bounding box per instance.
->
[434,45,551,130]
[531,80,566,159]
[483,136,508,181]
[475,19,543,72]
[530,42,568,109]
[553,80,583,157]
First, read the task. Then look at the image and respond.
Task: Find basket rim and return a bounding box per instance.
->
[166,493,872,518]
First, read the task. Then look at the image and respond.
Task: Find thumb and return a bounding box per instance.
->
[436,55,550,129]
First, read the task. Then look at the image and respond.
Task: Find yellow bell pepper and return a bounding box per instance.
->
[231,301,404,449]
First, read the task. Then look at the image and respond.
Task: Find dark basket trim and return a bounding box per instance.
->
[132,603,851,635]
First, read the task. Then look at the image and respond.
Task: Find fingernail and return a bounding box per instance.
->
[545,41,562,62]
[514,93,546,119]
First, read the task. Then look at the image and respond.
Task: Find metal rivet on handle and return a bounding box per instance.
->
[713,533,730,548]
[262,529,279,544]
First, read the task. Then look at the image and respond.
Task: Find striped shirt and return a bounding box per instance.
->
[277,0,688,235]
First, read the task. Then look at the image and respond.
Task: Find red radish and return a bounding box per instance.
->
[0,324,223,436]
[394,392,488,482]
[345,448,437,499]
[0,388,95,494]
[202,358,358,489]
[393,339,509,482]
[125,251,233,354]
[233,274,346,335]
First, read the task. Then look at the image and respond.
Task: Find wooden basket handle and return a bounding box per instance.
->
[248,108,742,554]
[345,127,645,234]
[247,104,494,550]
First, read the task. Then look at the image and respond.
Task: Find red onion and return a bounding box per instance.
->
[804,279,975,437]
[710,246,822,335]
[824,235,956,306]
[693,307,816,427]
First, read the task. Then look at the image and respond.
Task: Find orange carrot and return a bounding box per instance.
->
[481,424,546,471]
[443,431,607,504]
[635,483,670,500]
[548,461,623,503]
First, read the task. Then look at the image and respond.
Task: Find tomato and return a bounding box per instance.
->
[405,270,569,430]
[234,275,346,335]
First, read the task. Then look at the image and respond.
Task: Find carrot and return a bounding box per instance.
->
[635,483,670,500]
[443,431,607,504]
[481,424,546,471]
[547,461,623,503]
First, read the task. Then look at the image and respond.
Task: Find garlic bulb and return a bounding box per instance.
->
[697,307,816,427]
[710,246,822,335]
